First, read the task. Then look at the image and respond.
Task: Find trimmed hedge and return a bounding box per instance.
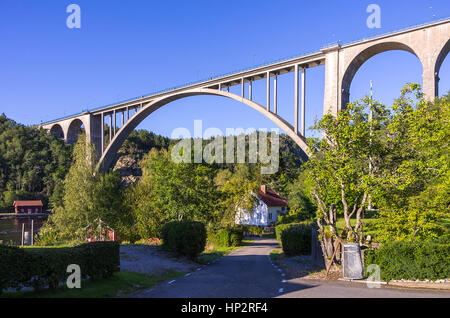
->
[275,222,311,242]
[0,241,120,294]
[279,223,312,256]
[208,227,244,247]
[161,221,206,258]
[364,241,450,281]
[243,226,264,237]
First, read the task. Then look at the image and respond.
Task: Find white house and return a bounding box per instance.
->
[235,185,288,227]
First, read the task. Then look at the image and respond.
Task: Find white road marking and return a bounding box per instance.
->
[281,273,286,277]
[282,280,286,283]
[168,280,176,284]
[278,288,284,293]
[184,273,191,277]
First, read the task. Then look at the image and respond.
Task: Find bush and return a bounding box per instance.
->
[243,226,264,237]
[364,241,450,281]
[162,221,206,258]
[0,241,120,294]
[275,221,311,242]
[280,223,312,256]
[208,227,244,247]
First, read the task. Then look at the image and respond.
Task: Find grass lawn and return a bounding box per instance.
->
[269,248,284,261]
[196,239,254,265]
[1,270,185,298]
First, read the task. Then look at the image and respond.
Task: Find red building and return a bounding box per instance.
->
[13,200,43,214]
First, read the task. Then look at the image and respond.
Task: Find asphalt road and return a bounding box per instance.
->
[131,238,450,298]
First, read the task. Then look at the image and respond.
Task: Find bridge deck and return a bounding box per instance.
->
[40,17,450,126]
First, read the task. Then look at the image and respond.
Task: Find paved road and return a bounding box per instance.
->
[131,238,450,298]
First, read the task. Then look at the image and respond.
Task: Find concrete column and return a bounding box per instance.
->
[121,111,124,127]
[241,78,244,98]
[301,68,306,136]
[274,73,278,114]
[127,107,130,121]
[88,114,103,157]
[218,83,222,91]
[109,114,112,143]
[266,71,270,111]
[422,67,438,101]
[249,80,252,100]
[113,110,116,136]
[101,113,104,153]
[294,64,299,134]
[322,45,341,116]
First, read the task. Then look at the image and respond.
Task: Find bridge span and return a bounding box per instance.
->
[41,18,450,172]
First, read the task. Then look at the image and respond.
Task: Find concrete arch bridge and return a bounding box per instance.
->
[41,19,450,172]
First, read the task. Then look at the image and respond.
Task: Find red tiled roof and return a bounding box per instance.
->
[13,200,43,207]
[257,188,288,207]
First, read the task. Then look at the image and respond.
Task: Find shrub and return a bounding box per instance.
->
[162,221,206,258]
[280,223,312,256]
[207,227,244,248]
[0,246,29,293]
[364,241,450,281]
[243,226,264,237]
[0,241,120,294]
[276,221,311,242]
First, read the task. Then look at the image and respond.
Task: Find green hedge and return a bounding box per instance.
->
[208,227,244,247]
[243,226,264,237]
[275,222,311,242]
[162,221,206,258]
[279,223,312,256]
[0,241,120,294]
[364,241,450,281]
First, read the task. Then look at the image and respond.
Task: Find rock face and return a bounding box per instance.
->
[113,153,142,186]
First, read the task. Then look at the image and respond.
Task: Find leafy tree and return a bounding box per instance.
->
[373,85,449,242]
[126,147,219,238]
[214,164,259,227]
[0,114,72,209]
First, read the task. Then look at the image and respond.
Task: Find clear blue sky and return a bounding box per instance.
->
[0,0,449,138]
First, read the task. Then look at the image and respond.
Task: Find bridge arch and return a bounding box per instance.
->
[435,39,450,96]
[67,118,85,145]
[49,124,64,139]
[97,88,310,172]
[341,41,422,107]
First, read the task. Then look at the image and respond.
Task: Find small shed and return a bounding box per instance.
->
[84,219,117,242]
[13,200,43,214]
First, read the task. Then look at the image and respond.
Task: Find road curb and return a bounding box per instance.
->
[338,278,450,290]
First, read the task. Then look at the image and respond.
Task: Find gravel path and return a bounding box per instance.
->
[120,245,198,276]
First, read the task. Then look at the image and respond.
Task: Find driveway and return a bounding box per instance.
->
[130,238,450,298]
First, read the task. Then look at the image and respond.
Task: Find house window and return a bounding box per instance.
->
[268,212,272,220]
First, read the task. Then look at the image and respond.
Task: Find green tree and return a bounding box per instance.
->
[373,85,449,242]
[127,147,219,238]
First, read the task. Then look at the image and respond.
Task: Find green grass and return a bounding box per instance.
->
[329,217,379,240]
[196,239,254,265]
[1,270,185,298]
[269,248,284,261]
